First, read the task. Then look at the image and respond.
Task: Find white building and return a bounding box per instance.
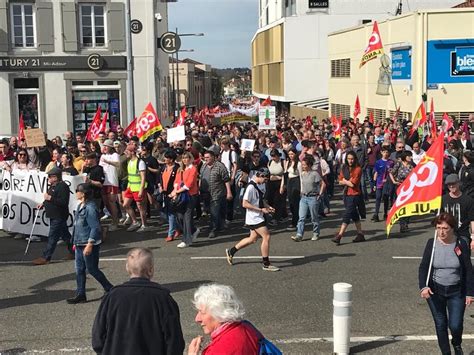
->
[0,0,170,137]
[252,0,461,110]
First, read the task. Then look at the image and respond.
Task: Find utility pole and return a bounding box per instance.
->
[175,27,180,116]
[125,0,135,124]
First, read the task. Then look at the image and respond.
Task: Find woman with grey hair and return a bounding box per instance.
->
[188,284,262,354]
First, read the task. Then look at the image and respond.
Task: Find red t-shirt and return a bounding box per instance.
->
[203,322,260,355]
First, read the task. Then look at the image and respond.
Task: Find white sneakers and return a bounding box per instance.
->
[120,216,132,226]
[126,221,141,232]
[136,225,149,233]
[177,242,189,248]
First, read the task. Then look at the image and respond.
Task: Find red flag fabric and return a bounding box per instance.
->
[331,115,341,140]
[99,111,108,135]
[391,107,400,123]
[261,96,271,106]
[441,113,453,133]
[85,106,102,142]
[124,116,138,139]
[305,116,313,129]
[18,113,25,141]
[386,133,445,235]
[360,21,384,68]
[353,95,361,123]
[462,120,470,140]
[429,99,437,139]
[135,102,162,142]
[369,111,374,124]
[175,106,187,127]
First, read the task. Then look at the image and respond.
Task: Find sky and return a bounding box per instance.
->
[168,0,258,69]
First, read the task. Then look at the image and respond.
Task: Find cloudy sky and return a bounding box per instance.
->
[168,0,258,69]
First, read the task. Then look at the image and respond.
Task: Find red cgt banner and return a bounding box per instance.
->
[135,102,162,142]
[386,133,445,235]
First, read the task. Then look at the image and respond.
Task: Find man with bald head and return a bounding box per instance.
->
[92,248,185,355]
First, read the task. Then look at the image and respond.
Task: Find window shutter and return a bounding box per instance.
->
[107,2,125,52]
[36,2,54,52]
[0,0,8,52]
[61,2,77,52]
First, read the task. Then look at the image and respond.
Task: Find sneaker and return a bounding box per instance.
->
[311,233,320,241]
[100,215,110,221]
[120,216,132,226]
[177,242,189,248]
[370,214,379,222]
[108,224,119,232]
[126,221,141,232]
[57,239,64,245]
[332,234,342,245]
[262,264,280,272]
[66,294,87,304]
[208,231,216,239]
[192,228,200,242]
[136,225,149,233]
[353,233,366,243]
[26,235,42,242]
[291,235,302,242]
[224,219,231,228]
[14,233,25,240]
[32,257,49,265]
[225,248,233,266]
[165,235,174,242]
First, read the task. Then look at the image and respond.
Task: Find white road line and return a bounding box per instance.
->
[393,256,474,260]
[276,334,474,344]
[101,258,127,261]
[191,256,305,260]
[0,258,128,264]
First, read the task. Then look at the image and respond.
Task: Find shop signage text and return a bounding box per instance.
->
[309,0,329,8]
[391,47,412,81]
[0,56,126,72]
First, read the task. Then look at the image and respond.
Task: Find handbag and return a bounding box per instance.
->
[169,171,190,213]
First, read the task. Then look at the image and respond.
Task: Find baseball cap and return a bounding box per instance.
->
[103,139,114,148]
[47,167,62,177]
[445,174,460,185]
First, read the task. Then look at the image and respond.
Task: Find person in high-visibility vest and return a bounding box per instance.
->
[122,145,148,232]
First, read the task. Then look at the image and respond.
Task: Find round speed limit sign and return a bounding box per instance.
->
[159,32,181,54]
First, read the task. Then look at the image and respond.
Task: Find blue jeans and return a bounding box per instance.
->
[42,218,73,261]
[365,166,375,193]
[427,283,465,354]
[210,196,226,232]
[75,244,113,296]
[177,195,197,245]
[296,195,320,237]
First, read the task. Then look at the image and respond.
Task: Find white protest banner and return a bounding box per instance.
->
[258,106,276,129]
[166,126,186,143]
[0,170,83,236]
[241,139,256,152]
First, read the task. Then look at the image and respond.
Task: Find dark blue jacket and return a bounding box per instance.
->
[418,237,474,297]
[72,201,101,245]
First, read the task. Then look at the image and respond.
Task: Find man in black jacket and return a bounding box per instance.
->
[92,247,185,355]
[33,167,74,265]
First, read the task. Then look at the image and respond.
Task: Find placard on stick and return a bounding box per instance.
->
[24,128,46,147]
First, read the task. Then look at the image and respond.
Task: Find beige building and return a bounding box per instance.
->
[223,76,252,99]
[328,8,474,122]
[169,58,211,113]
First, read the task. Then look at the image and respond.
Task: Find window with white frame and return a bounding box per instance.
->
[79,4,106,48]
[10,3,36,48]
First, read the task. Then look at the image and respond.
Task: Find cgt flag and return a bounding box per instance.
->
[85,106,102,142]
[135,102,162,142]
[124,116,138,139]
[386,133,445,236]
[360,21,384,68]
[353,95,361,123]
[331,115,341,140]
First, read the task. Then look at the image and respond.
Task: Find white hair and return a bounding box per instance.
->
[193,284,245,323]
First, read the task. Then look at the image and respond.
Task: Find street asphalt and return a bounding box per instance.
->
[1,193,474,354]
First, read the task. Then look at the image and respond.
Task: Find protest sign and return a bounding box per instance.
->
[0,170,83,236]
[241,139,256,152]
[24,128,46,147]
[258,106,276,129]
[166,126,186,143]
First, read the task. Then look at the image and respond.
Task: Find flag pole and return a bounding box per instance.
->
[425,208,441,287]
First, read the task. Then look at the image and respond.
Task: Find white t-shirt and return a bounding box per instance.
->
[220,149,238,175]
[100,152,120,187]
[243,181,266,226]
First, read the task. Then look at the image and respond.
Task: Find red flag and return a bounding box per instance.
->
[409,102,426,138]
[85,106,102,142]
[18,113,25,141]
[99,111,108,135]
[360,21,384,68]
[305,116,313,129]
[391,107,400,123]
[429,99,437,139]
[369,111,374,124]
[386,133,445,235]
[331,115,341,140]
[135,102,162,142]
[441,113,453,133]
[261,96,271,106]
[462,120,470,141]
[124,116,138,139]
[353,95,361,124]
[175,106,187,127]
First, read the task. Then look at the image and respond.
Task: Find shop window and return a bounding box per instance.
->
[10,3,36,48]
[14,78,40,129]
[79,4,106,48]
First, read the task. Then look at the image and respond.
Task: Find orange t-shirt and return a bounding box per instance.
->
[175,165,199,196]
[339,166,362,196]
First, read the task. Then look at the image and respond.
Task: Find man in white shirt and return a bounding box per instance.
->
[411,142,425,166]
[225,168,280,272]
[100,140,121,231]
[220,137,238,223]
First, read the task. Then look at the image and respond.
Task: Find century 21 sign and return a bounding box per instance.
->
[0,55,127,71]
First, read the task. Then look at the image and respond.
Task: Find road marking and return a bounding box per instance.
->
[0,257,128,264]
[191,256,305,260]
[276,334,474,344]
[393,256,474,260]
[101,258,127,261]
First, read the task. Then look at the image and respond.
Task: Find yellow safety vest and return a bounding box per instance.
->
[127,159,147,192]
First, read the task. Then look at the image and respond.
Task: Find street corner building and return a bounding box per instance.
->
[0,0,171,137]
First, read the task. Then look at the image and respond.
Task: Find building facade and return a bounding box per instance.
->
[328,8,474,122]
[0,0,170,137]
[223,76,252,99]
[252,0,461,110]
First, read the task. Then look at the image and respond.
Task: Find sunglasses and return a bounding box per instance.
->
[18,153,26,156]
[80,150,87,153]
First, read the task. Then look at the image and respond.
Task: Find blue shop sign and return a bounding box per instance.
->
[391,47,412,81]
[427,39,474,85]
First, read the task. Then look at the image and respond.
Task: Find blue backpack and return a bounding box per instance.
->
[242,321,283,355]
